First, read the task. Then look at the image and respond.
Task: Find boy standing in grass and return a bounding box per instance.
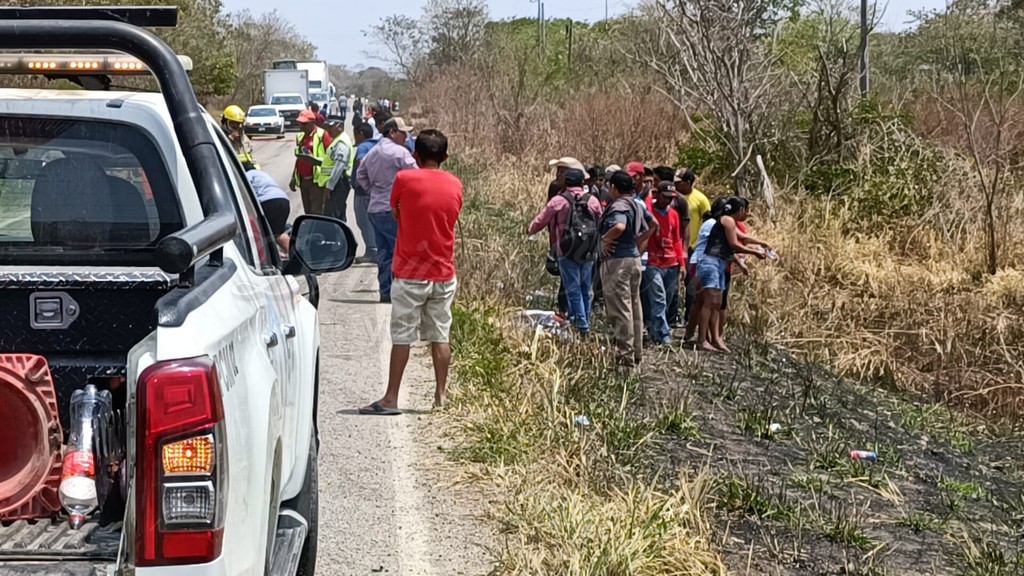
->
[643,181,686,344]
[359,129,463,415]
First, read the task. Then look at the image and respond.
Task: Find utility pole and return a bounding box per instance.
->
[605,0,608,21]
[531,0,542,58]
[541,2,546,57]
[567,19,573,68]
[859,0,869,96]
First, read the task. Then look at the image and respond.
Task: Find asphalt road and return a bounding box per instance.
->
[250,133,493,576]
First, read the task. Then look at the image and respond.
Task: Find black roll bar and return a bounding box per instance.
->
[0,13,237,278]
[0,6,179,28]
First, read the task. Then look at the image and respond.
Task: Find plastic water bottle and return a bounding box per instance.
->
[60,384,112,528]
[849,450,877,462]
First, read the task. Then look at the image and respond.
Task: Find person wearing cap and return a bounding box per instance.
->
[547,156,586,199]
[290,109,334,216]
[624,161,647,198]
[321,120,356,222]
[642,181,686,344]
[355,116,418,302]
[654,166,689,327]
[675,167,712,323]
[543,157,584,315]
[600,171,658,366]
[527,167,603,334]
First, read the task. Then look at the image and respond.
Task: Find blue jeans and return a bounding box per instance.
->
[354,192,377,256]
[640,269,652,328]
[557,257,594,333]
[643,265,679,343]
[666,265,682,325]
[368,211,398,299]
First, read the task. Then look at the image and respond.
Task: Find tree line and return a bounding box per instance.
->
[370,0,1024,275]
[0,0,319,108]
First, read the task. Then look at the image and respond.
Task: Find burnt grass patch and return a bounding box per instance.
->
[635,328,1024,575]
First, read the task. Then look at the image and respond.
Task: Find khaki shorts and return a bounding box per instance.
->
[390,277,458,345]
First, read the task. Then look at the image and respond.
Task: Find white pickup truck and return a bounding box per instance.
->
[0,7,354,576]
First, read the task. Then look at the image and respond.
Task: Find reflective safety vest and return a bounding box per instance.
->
[233,136,260,170]
[294,128,329,186]
[320,132,356,187]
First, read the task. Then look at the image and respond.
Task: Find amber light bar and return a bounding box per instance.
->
[0,53,192,75]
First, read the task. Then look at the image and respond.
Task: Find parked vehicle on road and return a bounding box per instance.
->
[309,90,331,117]
[246,104,286,138]
[269,92,307,130]
[0,6,356,576]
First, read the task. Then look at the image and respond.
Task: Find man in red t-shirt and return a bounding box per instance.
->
[359,129,463,415]
[643,181,686,344]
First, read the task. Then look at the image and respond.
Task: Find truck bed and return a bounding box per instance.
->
[0,519,119,561]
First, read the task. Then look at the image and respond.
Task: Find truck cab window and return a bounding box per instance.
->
[0,116,182,266]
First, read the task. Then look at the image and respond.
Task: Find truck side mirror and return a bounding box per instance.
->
[283,215,356,275]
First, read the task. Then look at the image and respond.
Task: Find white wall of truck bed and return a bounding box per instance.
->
[147,251,280,576]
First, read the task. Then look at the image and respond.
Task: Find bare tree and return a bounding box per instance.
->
[920,1,1024,274]
[425,0,489,68]
[632,0,792,194]
[365,15,427,81]
[481,34,553,155]
[227,10,315,105]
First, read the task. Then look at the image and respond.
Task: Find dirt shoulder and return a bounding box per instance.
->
[644,329,1024,575]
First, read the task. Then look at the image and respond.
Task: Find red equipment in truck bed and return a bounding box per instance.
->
[0,355,63,520]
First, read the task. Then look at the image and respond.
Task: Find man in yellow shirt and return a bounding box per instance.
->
[675,168,711,325]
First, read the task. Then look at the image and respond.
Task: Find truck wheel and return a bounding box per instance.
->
[284,427,318,576]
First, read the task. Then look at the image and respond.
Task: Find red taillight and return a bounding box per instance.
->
[135,356,226,567]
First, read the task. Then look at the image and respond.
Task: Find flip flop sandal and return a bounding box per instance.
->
[358,402,401,416]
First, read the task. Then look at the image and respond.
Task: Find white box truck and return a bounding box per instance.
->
[263,69,309,128]
[296,61,328,96]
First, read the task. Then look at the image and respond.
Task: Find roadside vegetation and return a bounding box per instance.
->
[371,0,1024,573]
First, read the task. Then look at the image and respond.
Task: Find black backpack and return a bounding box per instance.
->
[558,191,600,262]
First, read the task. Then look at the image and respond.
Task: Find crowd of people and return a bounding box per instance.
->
[219,96,778,410]
[218,99,459,415]
[528,158,776,365]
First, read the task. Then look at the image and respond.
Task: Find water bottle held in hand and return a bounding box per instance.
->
[59,384,112,528]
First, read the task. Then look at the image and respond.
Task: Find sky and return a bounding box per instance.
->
[219,0,949,69]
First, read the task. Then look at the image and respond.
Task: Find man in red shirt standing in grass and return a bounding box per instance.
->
[359,129,463,415]
[643,181,686,344]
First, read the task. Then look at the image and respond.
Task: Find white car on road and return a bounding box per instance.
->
[245,104,286,138]
[0,6,355,576]
[269,92,307,130]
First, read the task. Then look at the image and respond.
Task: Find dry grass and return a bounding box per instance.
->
[448,143,1024,420]
[445,302,725,575]
[441,157,725,574]
[417,64,682,163]
[737,183,1024,418]
[423,66,1024,573]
